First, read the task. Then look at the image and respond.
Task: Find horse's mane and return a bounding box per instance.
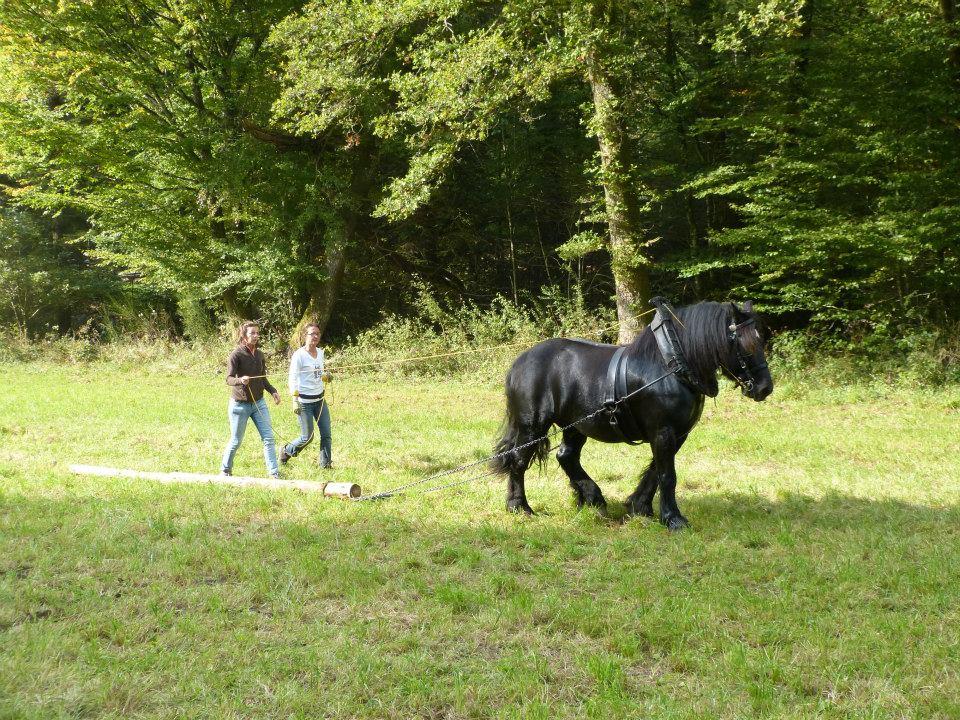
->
[629,301,733,397]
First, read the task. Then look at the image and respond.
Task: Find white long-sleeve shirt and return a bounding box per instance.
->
[288,347,325,403]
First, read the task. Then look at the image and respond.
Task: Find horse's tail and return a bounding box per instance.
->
[490,365,551,475]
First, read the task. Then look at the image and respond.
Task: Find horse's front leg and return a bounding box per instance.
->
[652,428,689,531]
[626,432,689,519]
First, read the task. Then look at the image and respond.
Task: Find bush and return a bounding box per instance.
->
[769,324,960,388]
[333,285,616,381]
[3,286,955,391]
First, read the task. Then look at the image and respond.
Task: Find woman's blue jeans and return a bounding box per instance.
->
[284,399,332,467]
[221,398,279,476]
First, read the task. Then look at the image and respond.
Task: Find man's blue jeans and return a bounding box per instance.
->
[221,398,279,476]
[284,399,332,467]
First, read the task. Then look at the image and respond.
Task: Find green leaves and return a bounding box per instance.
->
[685,0,960,329]
[556,231,606,262]
[2,0,958,345]
[0,0,363,332]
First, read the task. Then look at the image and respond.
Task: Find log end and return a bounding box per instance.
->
[321,482,361,499]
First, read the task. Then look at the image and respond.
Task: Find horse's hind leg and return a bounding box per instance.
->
[556,428,606,510]
[505,433,543,515]
[624,459,657,518]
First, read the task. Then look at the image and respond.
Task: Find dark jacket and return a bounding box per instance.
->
[225,345,278,402]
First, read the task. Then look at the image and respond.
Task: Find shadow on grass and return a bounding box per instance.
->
[579,489,960,533]
[400,448,500,476]
[4,484,959,715]
[4,483,958,558]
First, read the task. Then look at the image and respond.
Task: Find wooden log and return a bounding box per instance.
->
[68,464,360,498]
[321,482,361,498]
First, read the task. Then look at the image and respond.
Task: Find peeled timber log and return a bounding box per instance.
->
[68,464,360,498]
[320,482,362,498]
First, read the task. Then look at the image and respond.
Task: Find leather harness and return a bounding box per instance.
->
[603,345,644,445]
[603,296,719,444]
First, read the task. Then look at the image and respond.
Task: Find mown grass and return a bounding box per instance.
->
[1,360,959,719]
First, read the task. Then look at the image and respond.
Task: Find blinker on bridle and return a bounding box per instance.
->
[727,316,767,393]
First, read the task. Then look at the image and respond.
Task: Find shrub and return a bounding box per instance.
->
[333,286,616,381]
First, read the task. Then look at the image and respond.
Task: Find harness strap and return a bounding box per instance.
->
[604,346,643,445]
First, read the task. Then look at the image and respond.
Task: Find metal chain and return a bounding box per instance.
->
[351,432,564,502]
[351,368,677,502]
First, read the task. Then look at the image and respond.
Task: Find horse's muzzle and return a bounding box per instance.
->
[745,379,773,401]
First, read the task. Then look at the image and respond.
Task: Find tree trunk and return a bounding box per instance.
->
[288,141,378,349]
[289,141,380,349]
[289,240,347,348]
[587,59,651,344]
[221,285,255,324]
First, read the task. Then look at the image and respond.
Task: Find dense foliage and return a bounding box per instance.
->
[1,0,957,354]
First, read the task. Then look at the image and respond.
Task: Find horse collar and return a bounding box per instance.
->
[649,297,717,397]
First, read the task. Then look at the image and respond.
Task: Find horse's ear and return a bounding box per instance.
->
[743,300,754,314]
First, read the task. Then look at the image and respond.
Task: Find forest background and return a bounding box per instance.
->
[1,0,958,381]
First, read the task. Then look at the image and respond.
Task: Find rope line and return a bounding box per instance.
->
[332,312,655,372]
[228,311,657,382]
[411,439,566,497]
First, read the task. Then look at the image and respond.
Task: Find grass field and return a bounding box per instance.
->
[2,360,959,718]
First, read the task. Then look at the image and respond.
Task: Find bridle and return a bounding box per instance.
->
[726,316,768,394]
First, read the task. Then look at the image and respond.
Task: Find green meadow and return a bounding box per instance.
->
[2,361,959,718]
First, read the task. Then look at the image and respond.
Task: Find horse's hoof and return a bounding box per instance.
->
[663,514,690,531]
[624,501,654,518]
[507,501,534,515]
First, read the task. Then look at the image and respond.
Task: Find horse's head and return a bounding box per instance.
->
[722,301,773,401]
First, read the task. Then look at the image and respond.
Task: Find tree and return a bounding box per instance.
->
[279,0,694,341]
[0,0,359,342]
[687,0,960,333]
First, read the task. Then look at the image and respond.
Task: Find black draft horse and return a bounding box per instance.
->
[491,301,773,529]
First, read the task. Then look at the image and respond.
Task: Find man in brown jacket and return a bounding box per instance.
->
[220,321,282,478]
